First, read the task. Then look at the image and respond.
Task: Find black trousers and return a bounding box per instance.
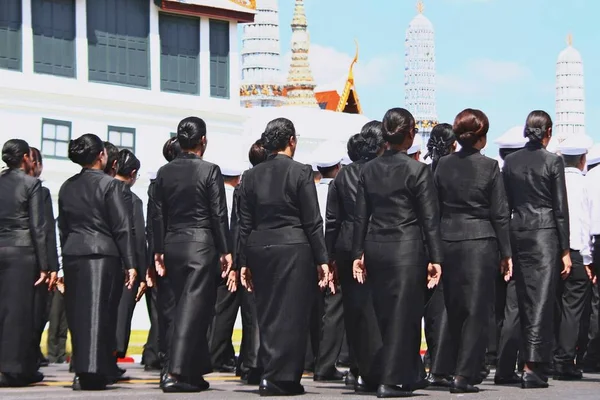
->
[238,288,260,372]
[442,239,497,381]
[495,279,522,378]
[487,276,508,365]
[554,251,592,368]
[208,279,240,369]
[582,281,600,365]
[47,290,68,364]
[313,287,345,376]
[32,282,51,362]
[425,281,452,376]
[156,275,176,366]
[141,286,161,368]
[115,283,139,358]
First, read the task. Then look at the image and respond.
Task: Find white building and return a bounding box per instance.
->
[239,0,285,107]
[555,34,585,141]
[405,0,437,145]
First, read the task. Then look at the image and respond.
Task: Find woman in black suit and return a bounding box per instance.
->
[58,134,136,390]
[325,122,385,392]
[238,118,332,396]
[153,117,235,393]
[503,110,571,388]
[433,109,512,393]
[352,108,442,398]
[0,139,48,387]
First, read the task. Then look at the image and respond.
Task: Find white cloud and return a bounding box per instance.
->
[280,44,402,92]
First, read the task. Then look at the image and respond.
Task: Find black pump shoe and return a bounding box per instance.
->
[450,379,479,394]
[161,375,203,393]
[521,371,549,389]
[259,379,304,396]
[376,384,412,398]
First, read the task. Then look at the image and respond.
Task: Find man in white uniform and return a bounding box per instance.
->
[554,135,594,380]
[407,134,422,161]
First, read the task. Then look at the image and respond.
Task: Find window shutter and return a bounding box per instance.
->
[209,19,230,99]
[0,0,22,71]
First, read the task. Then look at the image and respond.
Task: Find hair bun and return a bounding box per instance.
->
[524,126,544,141]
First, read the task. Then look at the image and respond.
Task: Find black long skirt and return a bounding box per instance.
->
[115,282,139,358]
[336,250,382,383]
[63,255,123,375]
[165,241,218,379]
[0,247,37,374]
[247,243,317,383]
[442,239,498,380]
[427,281,453,376]
[364,240,426,386]
[512,229,560,363]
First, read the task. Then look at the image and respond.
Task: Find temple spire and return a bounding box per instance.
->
[417,0,424,14]
[284,0,319,108]
[567,33,573,46]
[555,34,585,139]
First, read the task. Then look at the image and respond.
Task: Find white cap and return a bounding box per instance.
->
[312,141,344,169]
[219,160,247,177]
[407,134,422,155]
[148,171,157,180]
[558,135,593,156]
[494,126,528,149]
[587,144,600,166]
[341,155,352,165]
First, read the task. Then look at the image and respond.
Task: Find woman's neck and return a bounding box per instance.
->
[277,148,293,158]
[115,175,130,185]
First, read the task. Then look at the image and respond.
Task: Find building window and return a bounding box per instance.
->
[159,14,200,95]
[0,0,22,71]
[87,0,150,88]
[209,20,230,99]
[41,119,71,158]
[32,0,76,77]
[104,126,136,153]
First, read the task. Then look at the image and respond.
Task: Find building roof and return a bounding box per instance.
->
[157,0,256,22]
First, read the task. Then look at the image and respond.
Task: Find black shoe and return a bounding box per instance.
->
[161,375,203,393]
[553,367,583,381]
[313,369,344,382]
[376,384,412,398]
[240,368,262,385]
[450,379,479,394]
[426,373,452,388]
[344,371,357,388]
[186,376,210,391]
[494,373,521,385]
[0,372,44,387]
[480,365,490,380]
[521,371,549,389]
[73,374,107,391]
[39,357,50,368]
[355,376,377,393]
[402,378,429,392]
[259,379,304,396]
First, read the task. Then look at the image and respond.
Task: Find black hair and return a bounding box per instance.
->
[163,137,182,162]
[381,108,415,145]
[261,118,296,152]
[524,110,552,143]
[562,154,584,169]
[499,147,521,161]
[249,138,268,167]
[453,109,489,148]
[177,116,207,150]
[346,134,362,162]
[116,149,141,177]
[68,134,104,166]
[360,120,385,160]
[103,141,119,174]
[30,147,42,165]
[2,139,30,169]
[425,123,455,166]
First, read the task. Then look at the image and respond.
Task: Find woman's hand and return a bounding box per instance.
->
[353,254,366,284]
[34,271,48,287]
[146,266,156,288]
[47,271,58,291]
[500,257,513,282]
[240,267,253,292]
[126,268,137,290]
[154,253,166,277]
[585,264,597,284]
[226,270,238,293]
[427,263,442,289]
[135,281,147,302]
[318,264,335,294]
[561,250,572,280]
[220,254,233,278]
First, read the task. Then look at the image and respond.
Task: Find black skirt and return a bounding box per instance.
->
[247,242,317,383]
[63,255,123,375]
[364,240,427,386]
[512,228,560,363]
[165,241,218,379]
[0,247,37,374]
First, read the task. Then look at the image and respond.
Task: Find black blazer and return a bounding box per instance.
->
[152,153,231,257]
[434,148,511,258]
[58,168,135,269]
[352,150,443,263]
[145,179,157,270]
[230,185,241,268]
[325,159,367,260]
[42,186,60,272]
[503,142,570,251]
[0,168,48,271]
[132,191,147,277]
[237,153,328,267]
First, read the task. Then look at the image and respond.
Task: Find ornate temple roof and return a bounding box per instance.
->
[157,0,256,22]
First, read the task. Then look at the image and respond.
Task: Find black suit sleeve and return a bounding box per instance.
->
[207,165,232,257]
[145,182,156,269]
[297,165,328,265]
[415,164,443,264]
[29,180,48,272]
[230,186,241,269]
[106,180,135,270]
[133,197,148,278]
[152,173,166,255]
[551,156,570,251]
[325,178,341,262]
[489,162,512,258]
[43,188,60,272]
[351,171,369,261]
[238,178,252,268]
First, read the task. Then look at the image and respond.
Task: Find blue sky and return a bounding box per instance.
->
[265,0,599,155]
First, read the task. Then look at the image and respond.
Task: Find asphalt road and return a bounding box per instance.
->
[2,364,600,399]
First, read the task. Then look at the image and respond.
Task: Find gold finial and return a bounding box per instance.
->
[567,33,573,46]
[417,0,425,14]
[349,39,359,81]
